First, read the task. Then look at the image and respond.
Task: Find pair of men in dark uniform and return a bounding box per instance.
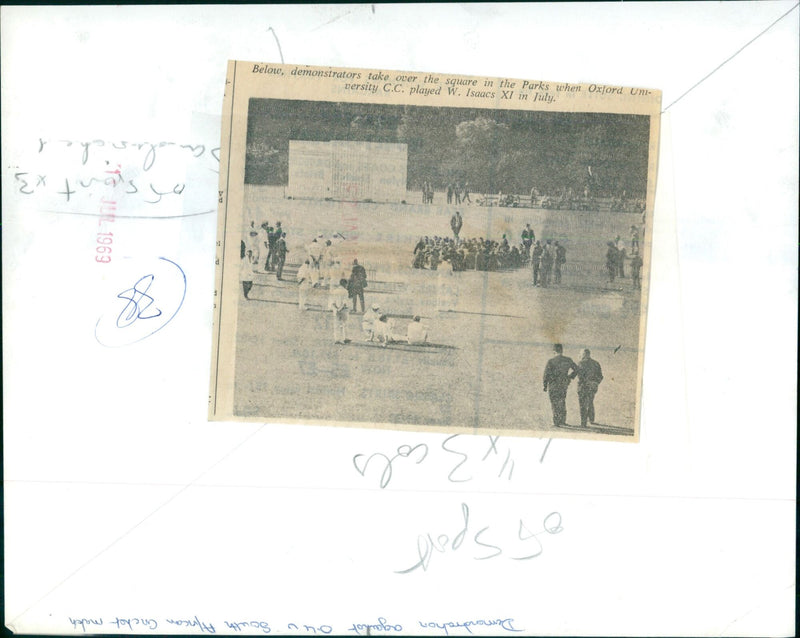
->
[543,345,604,427]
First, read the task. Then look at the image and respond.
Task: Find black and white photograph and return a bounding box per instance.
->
[4,6,796,635]
[211,62,661,440]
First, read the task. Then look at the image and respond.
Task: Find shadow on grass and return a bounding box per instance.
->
[555,422,634,436]
[347,341,457,352]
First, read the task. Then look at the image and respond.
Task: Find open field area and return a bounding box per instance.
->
[232,187,644,438]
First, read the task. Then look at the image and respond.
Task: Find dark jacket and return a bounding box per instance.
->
[348,264,367,295]
[543,355,578,393]
[571,357,603,389]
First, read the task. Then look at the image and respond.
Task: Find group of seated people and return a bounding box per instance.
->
[412,235,529,272]
[609,197,646,213]
[361,303,429,347]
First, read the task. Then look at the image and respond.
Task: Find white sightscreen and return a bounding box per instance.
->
[287,140,331,199]
[288,140,407,202]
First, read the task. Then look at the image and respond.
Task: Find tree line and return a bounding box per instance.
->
[245,99,650,198]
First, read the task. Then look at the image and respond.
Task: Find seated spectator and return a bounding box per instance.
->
[406,316,429,345]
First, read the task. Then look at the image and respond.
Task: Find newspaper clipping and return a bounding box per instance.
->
[210,62,661,442]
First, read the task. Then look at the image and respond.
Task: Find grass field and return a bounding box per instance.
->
[232,186,644,439]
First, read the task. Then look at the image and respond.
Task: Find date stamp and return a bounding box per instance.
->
[93,163,123,264]
[95,197,116,263]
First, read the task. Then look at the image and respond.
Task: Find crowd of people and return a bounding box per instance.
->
[419,180,472,205]
[409,215,644,290]
[244,209,644,334]
[294,233,369,312]
[415,176,645,218]
[412,235,531,272]
[242,219,290,298]
[243,219,289,278]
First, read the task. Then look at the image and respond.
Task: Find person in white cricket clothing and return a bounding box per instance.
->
[406,315,429,345]
[306,236,324,284]
[246,220,260,265]
[373,314,399,347]
[321,239,336,288]
[328,278,350,344]
[361,303,381,340]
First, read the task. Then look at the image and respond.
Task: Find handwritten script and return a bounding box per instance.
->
[66,613,523,635]
[353,435,552,489]
[11,137,219,216]
[95,257,186,347]
[115,275,163,327]
[396,503,563,574]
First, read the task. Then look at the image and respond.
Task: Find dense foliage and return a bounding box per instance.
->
[245,99,650,198]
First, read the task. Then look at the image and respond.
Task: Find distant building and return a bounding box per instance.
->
[287,140,408,202]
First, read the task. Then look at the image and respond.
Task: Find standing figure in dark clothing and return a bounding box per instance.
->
[266,223,279,272]
[348,258,368,313]
[570,349,604,426]
[531,241,543,286]
[629,224,640,256]
[261,221,273,271]
[543,344,578,426]
[631,254,643,289]
[554,241,566,285]
[522,224,535,261]
[606,242,618,283]
[450,211,463,243]
[540,241,554,287]
[413,237,426,269]
[274,232,288,280]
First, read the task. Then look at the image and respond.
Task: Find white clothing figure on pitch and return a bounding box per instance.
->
[406,315,429,345]
[259,222,270,257]
[436,266,457,312]
[373,314,398,347]
[362,303,381,341]
[322,240,336,288]
[306,236,324,284]
[329,278,350,344]
[245,220,261,266]
[296,260,312,311]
